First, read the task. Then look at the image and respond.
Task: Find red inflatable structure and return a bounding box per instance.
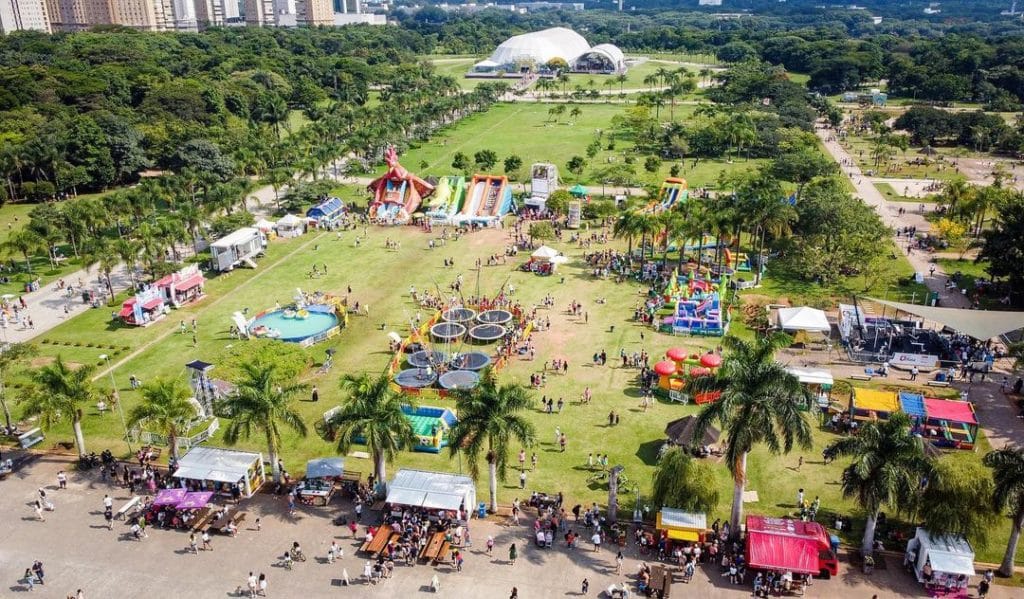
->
[367,146,434,224]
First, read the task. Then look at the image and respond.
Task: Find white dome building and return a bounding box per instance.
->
[574,44,626,73]
[472,27,625,75]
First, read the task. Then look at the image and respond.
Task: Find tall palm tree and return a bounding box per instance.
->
[983,446,1024,577]
[613,210,641,257]
[128,378,196,462]
[449,369,536,513]
[2,229,44,273]
[0,342,36,434]
[84,239,121,303]
[691,334,812,532]
[220,359,309,482]
[331,372,417,484]
[825,412,933,557]
[20,355,97,457]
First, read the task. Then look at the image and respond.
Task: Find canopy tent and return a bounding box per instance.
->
[386,469,476,518]
[745,517,829,576]
[865,298,1024,340]
[569,184,588,197]
[306,457,346,479]
[275,213,305,238]
[899,391,926,420]
[173,446,265,498]
[254,218,276,232]
[176,491,214,510]
[153,487,187,506]
[531,245,560,261]
[777,307,831,333]
[909,528,975,584]
[924,398,978,425]
[656,508,707,542]
[664,415,719,447]
[785,367,833,386]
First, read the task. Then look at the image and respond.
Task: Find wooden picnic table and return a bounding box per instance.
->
[419,532,446,562]
[360,527,393,556]
[189,507,216,532]
[208,507,238,532]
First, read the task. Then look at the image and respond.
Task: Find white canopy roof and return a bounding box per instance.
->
[785,367,834,386]
[254,218,276,231]
[659,508,707,530]
[916,528,975,576]
[866,298,1024,340]
[387,469,475,511]
[532,245,560,260]
[211,227,259,249]
[174,446,261,483]
[577,43,625,68]
[422,492,466,511]
[277,213,303,227]
[386,487,426,507]
[778,306,831,333]
[480,27,592,68]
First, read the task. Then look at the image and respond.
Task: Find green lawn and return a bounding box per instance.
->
[0,200,97,296]
[935,257,990,280]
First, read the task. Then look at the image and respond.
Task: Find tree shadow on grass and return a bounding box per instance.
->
[635,439,663,467]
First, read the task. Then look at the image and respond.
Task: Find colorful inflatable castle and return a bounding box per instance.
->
[658,267,729,336]
[651,177,688,211]
[653,347,723,403]
[425,176,466,224]
[453,174,514,226]
[367,146,434,225]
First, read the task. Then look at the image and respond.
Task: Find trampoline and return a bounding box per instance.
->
[439,370,480,390]
[431,322,466,342]
[248,304,339,343]
[477,309,513,325]
[393,368,438,389]
[408,350,448,369]
[449,351,492,371]
[442,307,477,323]
[468,323,507,342]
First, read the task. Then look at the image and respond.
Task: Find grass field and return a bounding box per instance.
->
[874,182,940,202]
[6,218,1019,566]
[0,199,98,296]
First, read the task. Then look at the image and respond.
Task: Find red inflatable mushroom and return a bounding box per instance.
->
[654,360,678,376]
[689,367,711,377]
[665,347,687,362]
[699,353,722,369]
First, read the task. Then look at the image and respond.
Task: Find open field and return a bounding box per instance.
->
[5,219,1020,567]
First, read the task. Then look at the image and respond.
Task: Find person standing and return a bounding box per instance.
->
[189,533,198,555]
[57,470,67,489]
[592,531,602,552]
[582,578,589,594]
[509,543,517,565]
[201,530,212,551]
[615,550,623,574]
[311,386,319,403]
[486,536,494,555]
[910,366,919,381]
[246,572,257,598]
[531,453,538,471]
[31,561,43,586]
[258,573,267,597]
[519,470,527,489]
[559,434,567,452]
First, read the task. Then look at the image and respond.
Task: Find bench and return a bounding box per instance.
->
[116,495,142,520]
[849,374,872,381]
[926,380,950,387]
[18,427,44,449]
[419,532,446,562]
[208,507,239,533]
[433,541,451,565]
[190,509,215,532]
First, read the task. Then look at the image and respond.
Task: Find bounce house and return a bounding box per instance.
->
[659,268,728,336]
[402,405,457,453]
[723,248,756,273]
[922,397,977,450]
[453,174,514,226]
[425,176,466,224]
[651,177,688,211]
[654,348,723,403]
[367,146,434,224]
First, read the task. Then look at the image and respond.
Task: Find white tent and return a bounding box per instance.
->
[785,367,834,386]
[276,213,305,238]
[173,446,265,498]
[532,245,560,261]
[254,218,276,233]
[386,469,477,518]
[908,528,975,585]
[777,306,831,333]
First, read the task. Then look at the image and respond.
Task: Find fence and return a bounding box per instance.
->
[137,418,220,453]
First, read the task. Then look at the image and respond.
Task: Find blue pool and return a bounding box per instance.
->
[249,305,339,343]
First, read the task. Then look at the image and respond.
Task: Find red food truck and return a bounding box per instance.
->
[745,516,839,579]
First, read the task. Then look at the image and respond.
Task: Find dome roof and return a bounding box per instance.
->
[481,27,592,68]
[580,43,625,68]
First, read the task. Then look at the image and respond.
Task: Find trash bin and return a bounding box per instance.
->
[478,502,487,519]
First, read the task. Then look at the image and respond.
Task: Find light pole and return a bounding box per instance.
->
[100,354,133,453]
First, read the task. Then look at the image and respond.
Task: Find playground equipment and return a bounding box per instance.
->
[854,388,977,450]
[454,174,514,225]
[654,348,723,402]
[425,176,466,224]
[367,146,434,225]
[651,177,688,211]
[723,248,756,272]
[658,268,728,336]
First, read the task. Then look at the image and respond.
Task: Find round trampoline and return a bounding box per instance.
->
[408,350,448,369]
[442,307,477,323]
[468,323,507,343]
[393,368,438,389]
[248,305,339,343]
[439,370,480,390]
[430,322,466,342]
[477,309,513,325]
[449,351,492,371]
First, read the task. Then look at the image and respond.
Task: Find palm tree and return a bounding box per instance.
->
[825,412,933,557]
[983,446,1024,577]
[613,210,641,257]
[220,359,309,482]
[20,355,97,457]
[0,342,36,434]
[331,372,417,484]
[691,334,812,533]
[84,239,121,303]
[2,228,44,273]
[128,378,196,462]
[449,369,536,513]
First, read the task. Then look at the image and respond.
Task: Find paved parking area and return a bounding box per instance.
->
[0,453,1008,598]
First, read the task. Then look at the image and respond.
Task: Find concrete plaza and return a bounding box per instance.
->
[0,452,1011,599]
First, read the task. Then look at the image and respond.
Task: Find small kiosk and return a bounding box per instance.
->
[785,367,833,411]
[297,457,345,506]
[172,446,265,499]
[275,213,305,238]
[386,469,477,519]
[656,508,709,543]
[907,527,974,592]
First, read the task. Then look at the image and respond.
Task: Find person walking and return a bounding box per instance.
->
[582,578,589,594]
[592,531,602,552]
[104,508,113,530]
[201,530,212,551]
[257,573,267,596]
[31,561,43,586]
[246,572,257,598]
[509,543,517,565]
[531,453,538,471]
[615,550,624,574]
[57,470,67,490]
[910,366,919,381]
[520,470,527,489]
[189,533,199,555]
[510,588,518,599]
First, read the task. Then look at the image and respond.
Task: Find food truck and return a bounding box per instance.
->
[746,516,839,579]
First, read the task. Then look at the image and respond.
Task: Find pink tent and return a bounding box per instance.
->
[924,398,977,425]
[152,488,187,506]
[176,491,215,510]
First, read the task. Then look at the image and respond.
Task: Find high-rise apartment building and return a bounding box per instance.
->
[243,0,271,25]
[1,0,52,33]
[295,0,328,25]
[45,0,113,30]
[108,0,174,30]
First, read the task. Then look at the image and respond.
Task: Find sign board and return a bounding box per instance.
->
[566,200,582,229]
[892,352,939,368]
